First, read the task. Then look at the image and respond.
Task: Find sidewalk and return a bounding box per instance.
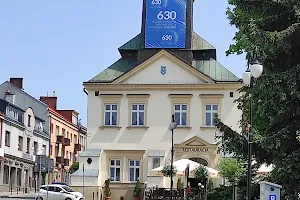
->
[0,191,36,199]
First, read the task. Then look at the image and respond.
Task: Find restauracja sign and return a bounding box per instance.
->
[182,147,209,153]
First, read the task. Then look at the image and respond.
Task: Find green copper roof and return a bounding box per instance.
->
[88,57,239,83]
[89,58,136,82]
[118,32,215,51]
[192,59,239,82]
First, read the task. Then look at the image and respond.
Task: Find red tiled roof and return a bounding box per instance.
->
[48,107,76,127]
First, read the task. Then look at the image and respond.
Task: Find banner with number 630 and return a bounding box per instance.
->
[145,0,187,48]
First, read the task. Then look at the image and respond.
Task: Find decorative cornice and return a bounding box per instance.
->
[84,83,242,91]
[199,94,224,98]
[168,94,193,98]
[99,94,124,98]
[126,94,150,98]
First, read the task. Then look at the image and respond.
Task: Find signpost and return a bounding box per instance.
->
[145,0,187,48]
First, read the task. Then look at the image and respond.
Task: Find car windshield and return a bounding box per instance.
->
[62,186,75,192]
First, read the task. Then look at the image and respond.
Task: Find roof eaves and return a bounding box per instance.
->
[4,81,48,107]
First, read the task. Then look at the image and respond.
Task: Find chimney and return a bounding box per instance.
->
[40,95,57,110]
[10,78,23,89]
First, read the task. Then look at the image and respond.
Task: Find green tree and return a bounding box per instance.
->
[133,180,142,199]
[193,164,208,183]
[160,163,177,177]
[68,162,79,174]
[217,158,246,184]
[215,0,300,199]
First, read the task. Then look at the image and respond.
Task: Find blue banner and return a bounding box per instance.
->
[145,0,187,48]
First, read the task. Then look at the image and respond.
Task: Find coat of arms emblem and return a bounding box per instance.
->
[160,66,167,75]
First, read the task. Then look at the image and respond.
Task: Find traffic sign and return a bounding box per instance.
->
[269,195,276,200]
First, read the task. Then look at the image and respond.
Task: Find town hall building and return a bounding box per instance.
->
[72,0,242,199]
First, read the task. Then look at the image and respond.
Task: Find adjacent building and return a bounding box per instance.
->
[74,0,242,199]
[0,78,50,192]
[40,94,87,184]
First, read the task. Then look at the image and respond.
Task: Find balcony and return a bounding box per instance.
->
[56,156,64,164]
[64,158,69,166]
[63,138,70,146]
[74,143,81,151]
[56,135,64,144]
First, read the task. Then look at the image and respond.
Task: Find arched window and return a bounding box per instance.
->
[189,157,208,166]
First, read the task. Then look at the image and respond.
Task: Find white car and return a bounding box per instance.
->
[36,184,84,200]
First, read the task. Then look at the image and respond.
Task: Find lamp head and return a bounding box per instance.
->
[242,71,251,85]
[250,60,263,78]
[169,122,177,131]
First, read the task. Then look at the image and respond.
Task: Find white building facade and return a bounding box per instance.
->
[76,48,242,199]
[0,79,50,192]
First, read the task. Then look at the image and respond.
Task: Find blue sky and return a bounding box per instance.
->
[0,0,246,126]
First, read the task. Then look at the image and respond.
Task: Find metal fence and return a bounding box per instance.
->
[145,188,206,200]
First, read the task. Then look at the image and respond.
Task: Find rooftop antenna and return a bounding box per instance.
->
[53,91,55,97]
[46,92,48,97]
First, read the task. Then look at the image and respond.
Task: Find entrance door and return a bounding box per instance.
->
[189,157,208,166]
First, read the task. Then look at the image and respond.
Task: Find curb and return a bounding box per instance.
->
[0,196,35,199]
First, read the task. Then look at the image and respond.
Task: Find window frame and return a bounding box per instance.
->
[152,157,161,169]
[104,104,118,126]
[127,94,150,127]
[173,104,188,127]
[100,94,123,128]
[128,159,140,182]
[168,94,192,128]
[199,94,223,128]
[204,104,219,126]
[109,159,121,182]
[5,131,10,147]
[130,104,145,126]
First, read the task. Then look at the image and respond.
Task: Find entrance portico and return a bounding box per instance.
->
[174,136,219,168]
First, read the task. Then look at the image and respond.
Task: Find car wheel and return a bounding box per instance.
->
[37,197,43,200]
[65,198,72,200]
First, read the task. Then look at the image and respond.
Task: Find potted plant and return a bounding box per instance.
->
[104,179,111,200]
[133,180,142,200]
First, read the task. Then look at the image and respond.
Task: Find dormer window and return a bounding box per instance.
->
[28,114,31,127]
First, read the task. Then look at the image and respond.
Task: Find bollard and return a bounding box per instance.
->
[93,192,95,200]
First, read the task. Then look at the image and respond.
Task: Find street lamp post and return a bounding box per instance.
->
[242,59,263,200]
[168,114,177,200]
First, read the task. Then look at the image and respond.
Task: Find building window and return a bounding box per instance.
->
[28,114,31,127]
[55,144,59,156]
[62,129,65,137]
[3,165,9,184]
[152,157,161,169]
[6,107,18,121]
[174,104,187,126]
[67,132,69,139]
[104,104,118,126]
[71,134,73,142]
[26,138,30,153]
[131,104,144,126]
[205,104,218,126]
[74,135,77,143]
[5,131,10,147]
[42,145,46,155]
[34,142,38,155]
[50,123,53,133]
[50,145,53,155]
[56,126,59,136]
[109,159,121,182]
[18,136,23,151]
[129,160,140,182]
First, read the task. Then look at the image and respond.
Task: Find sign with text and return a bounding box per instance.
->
[182,147,209,153]
[145,0,187,48]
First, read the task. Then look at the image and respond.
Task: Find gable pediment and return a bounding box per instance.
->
[112,50,215,84]
[176,136,214,148]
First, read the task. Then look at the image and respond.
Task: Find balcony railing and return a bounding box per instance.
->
[56,135,64,144]
[63,138,70,146]
[56,156,64,164]
[64,158,69,166]
[74,143,81,151]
